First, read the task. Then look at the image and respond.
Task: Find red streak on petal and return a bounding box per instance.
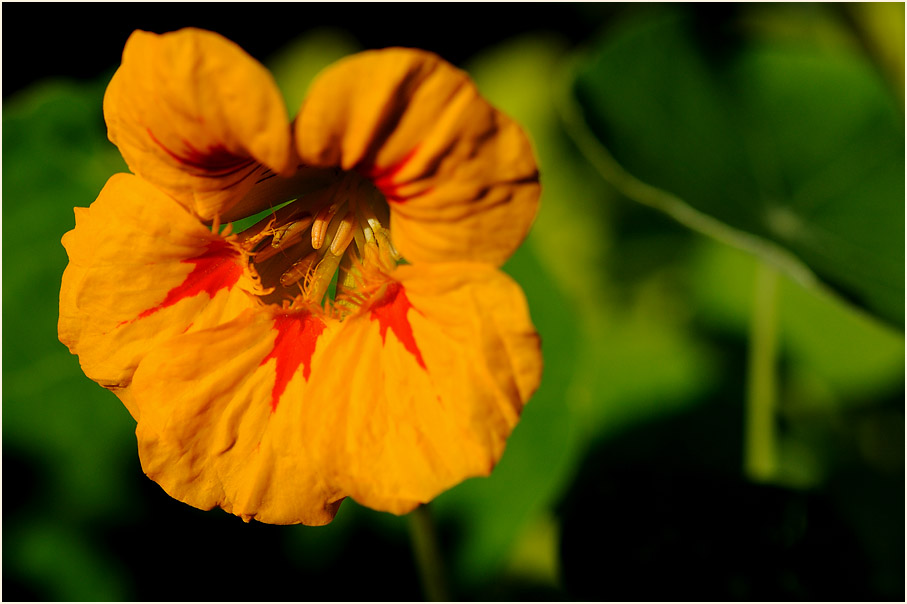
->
[129,240,242,323]
[147,128,255,177]
[261,312,327,412]
[369,283,427,370]
[360,147,430,204]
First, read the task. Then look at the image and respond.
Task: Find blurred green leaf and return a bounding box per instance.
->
[688,236,904,487]
[3,76,139,599]
[3,77,136,517]
[840,2,905,102]
[567,8,904,328]
[11,521,129,601]
[424,37,582,590]
[267,28,360,117]
[689,237,904,403]
[429,34,721,593]
[473,33,721,451]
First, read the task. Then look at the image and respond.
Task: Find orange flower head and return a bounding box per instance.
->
[59,28,542,525]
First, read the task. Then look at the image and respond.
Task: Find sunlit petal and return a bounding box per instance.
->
[295,48,540,266]
[132,309,343,525]
[59,173,256,416]
[303,263,541,513]
[104,28,294,221]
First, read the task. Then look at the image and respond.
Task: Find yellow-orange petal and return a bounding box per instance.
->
[295,48,540,267]
[104,28,293,221]
[301,263,542,514]
[58,173,257,414]
[131,308,343,525]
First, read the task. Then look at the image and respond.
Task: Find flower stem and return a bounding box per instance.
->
[745,261,780,482]
[408,504,450,602]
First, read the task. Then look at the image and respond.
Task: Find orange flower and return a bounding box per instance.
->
[59,28,542,525]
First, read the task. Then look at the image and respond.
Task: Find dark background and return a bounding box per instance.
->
[3,3,903,602]
[3,3,603,97]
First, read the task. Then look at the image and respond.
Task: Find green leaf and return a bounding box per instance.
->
[3,77,136,516]
[3,76,138,599]
[567,8,904,328]
[425,36,582,590]
[688,235,904,487]
[431,34,719,593]
[266,28,360,118]
[690,237,904,404]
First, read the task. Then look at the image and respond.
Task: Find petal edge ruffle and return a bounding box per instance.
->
[301,262,542,513]
[104,28,293,221]
[59,173,257,413]
[132,309,343,525]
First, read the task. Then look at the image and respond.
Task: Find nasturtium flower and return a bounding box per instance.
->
[59,28,542,525]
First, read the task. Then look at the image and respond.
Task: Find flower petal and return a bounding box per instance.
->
[131,308,343,525]
[104,28,293,221]
[302,263,542,513]
[295,48,540,266]
[58,173,256,414]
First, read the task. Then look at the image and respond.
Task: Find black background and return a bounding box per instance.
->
[3,2,609,99]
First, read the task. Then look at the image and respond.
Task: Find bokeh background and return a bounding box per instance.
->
[3,3,904,601]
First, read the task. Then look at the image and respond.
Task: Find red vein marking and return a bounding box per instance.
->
[359,147,431,204]
[129,240,243,323]
[369,283,427,370]
[261,312,328,412]
[147,128,255,177]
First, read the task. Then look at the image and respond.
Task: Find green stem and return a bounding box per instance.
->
[745,262,780,482]
[555,54,826,298]
[409,504,450,602]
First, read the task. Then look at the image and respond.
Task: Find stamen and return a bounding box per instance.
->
[375,228,399,271]
[357,198,383,233]
[279,251,319,287]
[271,214,314,249]
[238,217,277,251]
[311,202,344,250]
[254,239,291,263]
[241,168,401,312]
[236,201,311,249]
[329,211,357,256]
[332,252,361,314]
[385,234,401,260]
[306,253,342,305]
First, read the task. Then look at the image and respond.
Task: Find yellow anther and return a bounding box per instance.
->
[271,214,313,249]
[240,169,405,311]
[311,202,343,250]
[329,211,357,256]
[279,251,319,287]
[237,202,311,249]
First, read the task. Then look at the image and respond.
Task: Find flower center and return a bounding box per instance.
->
[235,169,400,313]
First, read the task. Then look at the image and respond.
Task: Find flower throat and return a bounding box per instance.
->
[233,170,399,313]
